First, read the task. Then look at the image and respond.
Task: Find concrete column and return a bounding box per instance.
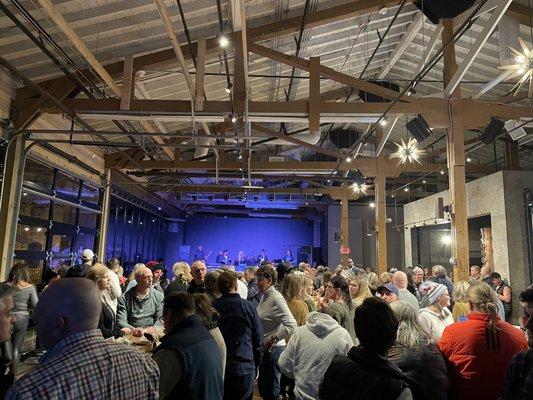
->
[0,135,26,279]
[96,169,111,262]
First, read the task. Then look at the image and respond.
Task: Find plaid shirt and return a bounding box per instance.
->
[6,330,159,399]
[501,349,533,400]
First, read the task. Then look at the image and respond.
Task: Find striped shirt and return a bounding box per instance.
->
[6,330,159,400]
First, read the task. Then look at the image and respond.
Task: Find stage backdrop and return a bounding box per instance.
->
[174,216,314,265]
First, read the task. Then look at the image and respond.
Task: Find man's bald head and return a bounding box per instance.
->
[36,279,102,349]
[392,271,408,289]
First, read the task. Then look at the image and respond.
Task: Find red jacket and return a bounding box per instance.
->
[438,312,527,400]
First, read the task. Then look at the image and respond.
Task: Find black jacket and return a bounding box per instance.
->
[65,262,92,278]
[98,301,120,339]
[186,280,206,294]
[320,346,428,400]
[213,293,263,376]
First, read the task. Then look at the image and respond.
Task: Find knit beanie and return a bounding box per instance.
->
[427,283,447,305]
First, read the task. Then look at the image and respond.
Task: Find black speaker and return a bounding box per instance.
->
[329,129,360,149]
[414,0,475,24]
[406,115,432,143]
[480,118,505,145]
[358,80,399,102]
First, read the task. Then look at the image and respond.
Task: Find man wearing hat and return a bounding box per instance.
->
[146,261,167,293]
[376,283,399,304]
[66,249,94,278]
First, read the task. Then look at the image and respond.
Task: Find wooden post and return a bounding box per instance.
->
[504,140,520,170]
[0,135,26,279]
[120,55,135,111]
[96,169,111,262]
[375,126,388,274]
[341,189,350,267]
[195,38,206,111]
[309,56,320,133]
[443,19,469,281]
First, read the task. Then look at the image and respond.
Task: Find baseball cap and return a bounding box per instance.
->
[82,249,94,260]
[376,283,399,297]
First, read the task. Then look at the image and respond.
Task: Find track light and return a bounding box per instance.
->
[406,87,417,96]
[346,156,352,163]
[219,35,229,48]
[379,117,388,127]
[406,115,432,143]
[225,82,233,93]
[231,114,237,123]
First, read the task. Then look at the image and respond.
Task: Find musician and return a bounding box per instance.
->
[216,250,230,265]
[235,251,246,266]
[259,249,268,264]
[283,249,294,265]
[193,245,206,261]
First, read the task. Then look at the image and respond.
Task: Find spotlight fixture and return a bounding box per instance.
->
[369,202,375,208]
[238,154,243,160]
[404,187,409,192]
[379,117,388,127]
[466,157,472,163]
[440,170,445,175]
[346,156,352,163]
[406,87,417,96]
[157,206,162,211]
[480,117,505,144]
[441,234,452,245]
[406,115,432,143]
[390,138,424,165]
[23,227,30,232]
[225,82,233,93]
[422,179,427,184]
[218,35,229,48]
[22,192,27,196]
[498,37,533,97]
[231,114,237,123]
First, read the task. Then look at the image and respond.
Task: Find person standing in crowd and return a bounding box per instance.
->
[300,275,317,312]
[451,281,470,322]
[6,279,159,399]
[348,275,372,308]
[66,248,94,278]
[0,284,15,397]
[243,267,259,303]
[491,272,512,322]
[389,301,448,400]
[320,276,356,343]
[86,264,120,339]
[320,297,425,400]
[431,265,454,297]
[153,292,223,400]
[5,264,37,364]
[376,283,399,304]
[117,266,163,335]
[192,294,227,376]
[279,312,353,400]
[480,265,493,285]
[470,265,481,282]
[213,271,263,400]
[501,286,533,399]
[418,283,453,342]
[105,258,123,313]
[193,245,206,261]
[412,267,424,291]
[366,272,379,296]
[256,265,297,400]
[379,272,392,285]
[187,261,207,294]
[392,271,420,312]
[205,271,221,301]
[282,274,309,327]
[166,261,192,296]
[439,282,527,400]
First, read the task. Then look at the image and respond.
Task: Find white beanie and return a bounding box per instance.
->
[427,283,447,305]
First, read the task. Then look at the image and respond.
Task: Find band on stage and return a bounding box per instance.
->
[193,246,293,267]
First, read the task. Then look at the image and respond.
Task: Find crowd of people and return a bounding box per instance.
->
[0,253,532,400]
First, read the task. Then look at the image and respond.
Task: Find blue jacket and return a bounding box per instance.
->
[213,293,264,376]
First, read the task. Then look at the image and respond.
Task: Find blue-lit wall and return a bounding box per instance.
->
[167,216,314,265]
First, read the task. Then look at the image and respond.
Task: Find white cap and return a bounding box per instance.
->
[82,249,94,260]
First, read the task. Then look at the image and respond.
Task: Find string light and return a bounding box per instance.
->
[390,138,424,165]
[499,38,533,97]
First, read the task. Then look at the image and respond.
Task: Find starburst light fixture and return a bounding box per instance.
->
[499,37,533,97]
[390,137,424,165]
[349,182,369,196]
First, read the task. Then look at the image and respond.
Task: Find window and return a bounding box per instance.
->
[81,184,99,205]
[24,159,54,189]
[75,233,95,260]
[19,192,50,220]
[55,173,79,200]
[53,202,77,224]
[13,259,45,285]
[15,224,47,251]
[50,234,73,269]
[78,208,97,229]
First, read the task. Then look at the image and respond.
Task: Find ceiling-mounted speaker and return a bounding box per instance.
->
[406,115,432,143]
[414,0,475,24]
[480,117,505,145]
[505,120,527,141]
[329,128,361,149]
[358,80,399,103]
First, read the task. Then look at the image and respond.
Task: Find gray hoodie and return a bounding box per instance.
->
[278,312,353,400]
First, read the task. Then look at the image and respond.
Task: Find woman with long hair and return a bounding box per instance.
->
[366,272,379,296]
[281,274,309,327]
[6,263,38,363]
[418,283,454,342]
[300,275,317,312]
[389,301,448,399]
[348,275,372,308]
[451,281,470,322]
[319,275,356,343]
[165,261,192,296]
[439,282,528,399]
[86,263,120,339]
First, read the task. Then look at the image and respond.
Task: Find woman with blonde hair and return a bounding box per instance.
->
[300,274,317,312]
[451,281,470,322]
[439,282,528,399]
[281,274,309,326]
[379,272,392,285]
[389,301,448,399]
[165,261,192,296]
[349,275,372,308]
[87,263,119,339]
[367,272,379,296]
